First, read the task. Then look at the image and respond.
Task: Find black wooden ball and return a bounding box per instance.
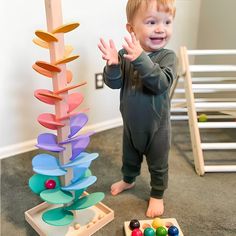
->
[129,219,140,230]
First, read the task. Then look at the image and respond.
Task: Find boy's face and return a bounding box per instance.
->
[127,0,174,52]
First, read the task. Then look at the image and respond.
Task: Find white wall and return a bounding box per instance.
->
[195,0,236,69]
[0,0,201,158]
[169,0,202,50]
[197,0,236,49]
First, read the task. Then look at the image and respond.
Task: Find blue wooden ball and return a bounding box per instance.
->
[168,226,179,236]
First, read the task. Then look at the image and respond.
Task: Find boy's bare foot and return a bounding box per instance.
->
[146,197,164,218]
[110,180,135,196]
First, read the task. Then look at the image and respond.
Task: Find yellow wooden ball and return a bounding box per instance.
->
[198,113,208,122]
[152,218,164,229]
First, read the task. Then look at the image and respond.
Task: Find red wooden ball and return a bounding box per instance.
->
[45,179,56,189]
[131,228,143,236]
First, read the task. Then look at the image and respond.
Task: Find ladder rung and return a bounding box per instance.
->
[190,65,236,72]
[171,108,187,112]
[198,122,236,128]
[192,84,236,91]
[174,88,236,93]
[171,108,235,112]
[174,88,214,93]
[204,165,236,172]
[171,115,235,121]
[187,50,236,55]
[195,102,236,110]
[174,89,186,93]
[171,115,189,120]
[178,77,236,83]
[172,98,236,103]
[201,143,236,150]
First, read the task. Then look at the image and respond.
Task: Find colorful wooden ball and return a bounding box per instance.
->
[131,228,143,236]
[168,226,179,236]
[129,219,140,230]
[156,226,167,236]
[198,113,208,122]
[144,227,155,236]
[142,223,152,230]
[45,179,56,189]
[152,218,164,229]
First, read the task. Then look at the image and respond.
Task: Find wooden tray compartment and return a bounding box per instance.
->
[124,218,184,236]
[25,201,114,236]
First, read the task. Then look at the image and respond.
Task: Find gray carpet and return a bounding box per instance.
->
[1,121,236,236]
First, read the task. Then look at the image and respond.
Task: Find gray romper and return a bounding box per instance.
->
[103,48,177,198]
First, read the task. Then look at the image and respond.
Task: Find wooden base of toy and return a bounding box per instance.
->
[25,198,114,236]
[124,218,184,236]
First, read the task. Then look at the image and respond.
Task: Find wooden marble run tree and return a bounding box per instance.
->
[25,0,113,235]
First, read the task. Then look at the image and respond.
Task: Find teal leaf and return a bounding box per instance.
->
[65,192,105,211]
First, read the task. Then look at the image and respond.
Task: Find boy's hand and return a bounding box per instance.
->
[122,32,143,61]
[98,38,119,66]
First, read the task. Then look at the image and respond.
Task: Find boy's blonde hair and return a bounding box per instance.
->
[126,0,176,23]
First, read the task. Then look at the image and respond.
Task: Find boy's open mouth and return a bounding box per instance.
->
[150,37,165,43]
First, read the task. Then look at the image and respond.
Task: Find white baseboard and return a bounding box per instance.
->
[0,118,123,160]
[0,140,37,160]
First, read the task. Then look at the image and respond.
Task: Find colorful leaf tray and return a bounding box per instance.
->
[54,81,87,94]
[42,207,74,226]
[33,166,67,177]
[67,93,84,113]
[57,109,89,121]
[35,61,61,73]
[71,137,90,160]
[32,63,53,78]
[65,192,105,211]
[36,133,65,152]
[40,188,73,204]
[61,152,99,168]
[33,38,73,56]
[32,153,67,176]
[34,89,62,105]
[38,113,65,130]
[74,188,86,201]
[35,30,58,42]
[52,22,80,34]
[35,90,83,109]
[55,55,79,65]
[72,167,91,184]
[66,69,73,83]
[33,37,49,49]
[33,63,72,83]
[61,176,97,191]
[64,45,74,58]
[60,131,94,144]
[69,113,88,138]
[29,174,60,195]
[32,153,59,168]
